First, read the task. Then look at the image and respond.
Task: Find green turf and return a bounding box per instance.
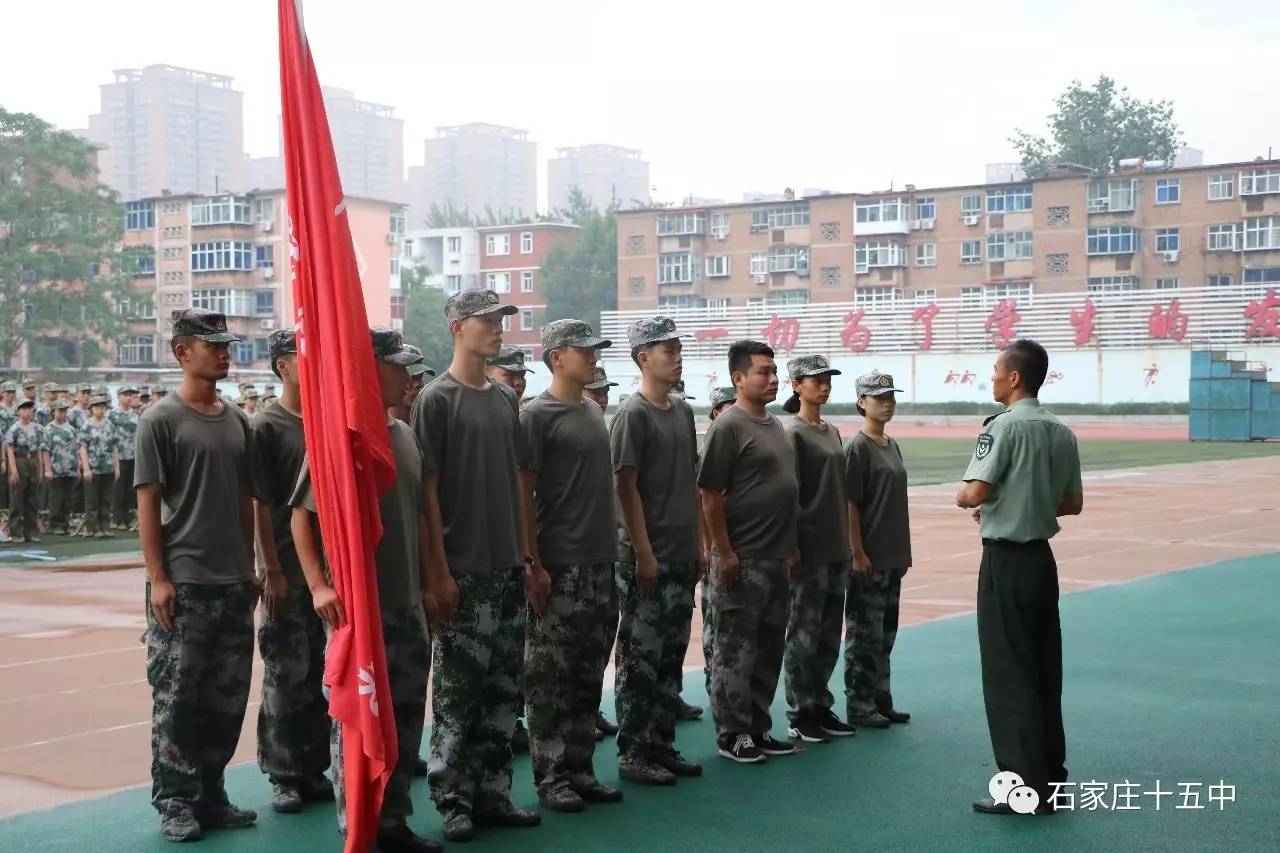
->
[3,551,1276,852]
[0,530,140,563]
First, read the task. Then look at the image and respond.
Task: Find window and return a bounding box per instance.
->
[705,255,731,277]
[116,294,156,319]
[1244,267,1280,296]
[961,240,981,265]
[485,233,510,255]
[117,335,155,366]
[960,287,983,306]
[520,308,534,331]
[985,185,1032,213]
[486,271,511,293]
[1086,227,1138,255]
[914,243,936,266]
[191,288,254,316]
[854,241,906,270]
[191,241,254,272]
[254,198,274,223]
[255,290,275,317]
[1155,228,1180,253]
[501,315,512,332]
[447,235,462,253]
[961,195,982,215]
[162,246,184,260]
[1243,216,1280,251]
[1155,277,1180,290]
[986,231,1032,261]
[707,298,729,317]
[852,287,903,307]
[1206,274,1233,288]
[856,199,908,223]
[1207,224,1241,252]
[1087,276,1139,296]
[231,341,255,364]
[1088,179,1136,212]
[1240,168,1280,196]
[160,201,183,215]
[390,293,406,321]
[1208,174,1234,201]
[710,212,729,239]
[129,246,156,275]
[658,252,696,284]
[768,204,810,229]
[987,282,1033,304]
[750,210,771,231]
[521,270,533,292]
[126,201,155,230]
[520,232,533,254]
[767,246,809,273]
[1155,178,1180,204]
[390,257,401,275]
[255,244,274,269]
[445,275,462,292]
[913,288,937,303]
[765,290,809,308]
[660,295,707,311]
[914,197,936,220]
[656,212,706,235]
[389,210,406,235]
[190,195,252,226]
[254,337,271,361]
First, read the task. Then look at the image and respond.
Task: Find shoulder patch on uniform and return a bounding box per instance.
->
[975,432,994,460]
[982,411,1006,427]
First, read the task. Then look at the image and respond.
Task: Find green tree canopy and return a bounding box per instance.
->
[1,107,130,368]
[540,188,617,333]
[398,264,455,374]
[1011,76,1180,178]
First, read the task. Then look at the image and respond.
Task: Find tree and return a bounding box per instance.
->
[398,264,455,373]
[540,189,617,333]
[0,107,130,369]
[1011,76,1180,178]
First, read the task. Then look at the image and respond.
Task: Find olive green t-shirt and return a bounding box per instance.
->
[962,397,1083,543]
[845,432,912,571]
[250,400,307,584]
[786,417,851,565]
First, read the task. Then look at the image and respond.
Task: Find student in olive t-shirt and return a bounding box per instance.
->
[843,370,913,730]
[698,340,799,765]
[134,308,257,843]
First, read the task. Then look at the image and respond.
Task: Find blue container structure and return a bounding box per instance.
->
[1189,351,1280,441]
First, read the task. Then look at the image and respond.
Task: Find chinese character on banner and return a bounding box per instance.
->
[761,314,800,351]
[913,302,939,351]
[1069,297,1097,346]
[1044,370,1064,385]
[1144,364,1159,386]
[840,309,872,352]
[695,327,728,342]
[984,299,1022,348]
[1148,299,1189,341]
[1244,288,1280,340]
[944,370,977,385]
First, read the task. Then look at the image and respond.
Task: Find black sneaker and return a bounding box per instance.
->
[474,802,541,828]
[879,705,912,724]
[677,698,704,721]
[573,779,624,804]
[199,802,257,829]
[786,717,829,744]
[757,733,799,756]
[538,785,585,813]
[377,824,444,853]
[618,753,677,786]
[848,711,893,729]
[299,774,336,801]
[717,733,766,764]
[160,803,202,842]
[815,708,858,738]
[652,747,703,777]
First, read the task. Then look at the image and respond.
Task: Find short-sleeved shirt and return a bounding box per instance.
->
[845,432,912,570]
[698,405,798,560]
[109,408,139,461]
[36,405,52,427]
[0,408,18,446]
[786,417,851,565]
[66,406,89,431]
[520,391,617,566]
[134,394,253,585]
[609,391,700,563]
[411,372,525,575]
[41,422,80,477]
[291,419,425,605]
[4,421,43,455]
[962,397,1083,543]
[79,418,120,475]
[250,400,308,584]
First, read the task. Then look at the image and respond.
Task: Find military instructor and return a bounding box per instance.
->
[955,338,1083,816]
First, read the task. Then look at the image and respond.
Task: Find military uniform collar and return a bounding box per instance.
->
[1009,397,1041,411]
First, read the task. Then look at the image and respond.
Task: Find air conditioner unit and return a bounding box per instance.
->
[261,265,274,279]
[854,263,869,274]
[919,217,935,230]
[752,274,768,284]
[1162,250,1179,263]
[260,220,273,232]
[1087,199,1108,213]
[258,318,274,329]
[962,215,980,226]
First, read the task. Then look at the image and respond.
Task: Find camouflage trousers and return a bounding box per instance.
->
[614,560,697,758]
[113,459,136,526]
[708,557,789,737]
[700,578,714,696]
[145,581,255,816]
[332,603,431,834]
[526,562,615,796]
[7,458,39,539]
[256,584,330,787]
[427,568,525,815]
[83,472,113,534]
[47,477,76,530]
[844,566,905,716]
[783,560,850,723]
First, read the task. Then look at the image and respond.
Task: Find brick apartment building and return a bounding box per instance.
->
[473,222,579,358]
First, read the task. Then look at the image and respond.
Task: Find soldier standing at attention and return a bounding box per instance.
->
[698,386,737,699]
[518,319,625,813]
[78,394,120,538]
[957,339,1083,816]
[249,329,335,816]
[41,401,79,535]
[37,382,58,425]
[291,327,443,853]
[135,308,258,843]
[5,399,43,543]
[110,384,141,530]
[779,356,858,744]
[388,345,433,425]
[582,366,619,411]
[843,371,913,730]
[1,380,17,533]
[412,289,541,842]
[67,383,92,431]
[699,340,799,764]
[609,316,706,786]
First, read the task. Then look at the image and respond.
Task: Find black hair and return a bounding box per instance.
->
[170,335,194,358]
[542,349,556,370]
[782,391,801,414]
[1003,338,1049,395]
[856,400,866,417]
[727,339,775,378]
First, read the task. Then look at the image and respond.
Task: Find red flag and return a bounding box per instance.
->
[278,2,398,850]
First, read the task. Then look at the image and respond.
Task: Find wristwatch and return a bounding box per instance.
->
[523,555,536,566]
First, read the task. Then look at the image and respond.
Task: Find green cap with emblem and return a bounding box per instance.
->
[171,307,244,343]
[76,382,93,393]
[22,378,37,389]
[150,383,168,395]
[670,379,696,400]
[370,326,420,365]
[626,315,687,349]
[402,344,435,377]
[855,370,902,397]
[51,399,70,411]
[540,319,611,353]
[118,383,140,394]
[268,328,298,362]
[0,380,15,393]
[584,366,619,390]
[788,354,842,380]
[709,386,737,409]
[487,346,532,374]
[444,288,518,321]
[42,381,58,393]
[89,394,109,406]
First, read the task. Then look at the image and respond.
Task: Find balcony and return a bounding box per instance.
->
[854,244,907,274]
[855,199,911,236]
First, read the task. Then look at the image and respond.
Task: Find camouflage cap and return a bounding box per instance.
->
[241,388,260,400]
[584,366,619,390]
[541,319,612,354]
[268,328,298,363]
[626,315,687,349]
[238,381,256,392]
[50,399,70,411]
[855,370,902,397]
[487,346,533,374]
[150,383,168,394]
[91,384,108,396]
[709,386,737,409]
[41,381,58,393]
[788,354,842,380]
[15,397,34,409]
[444,288,518,321]
[370,326,419,366]
[0,380,15,393]
[670,379,696,400]
[171,307,243,343]
[76,382,93,393]
[402,344,436,377]
[89,394,110,406]
[118,383,140,394]
[22,378,37,389]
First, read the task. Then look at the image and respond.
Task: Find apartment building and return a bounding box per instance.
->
[407,123,538,224]
[547,144,650,212]
[475,222,579,357]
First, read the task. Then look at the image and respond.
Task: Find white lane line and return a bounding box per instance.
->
[0,646,142,670]
[0,678,147,706]
[0,702,261,753]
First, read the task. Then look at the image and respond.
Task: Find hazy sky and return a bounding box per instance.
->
[4,0,1278,206]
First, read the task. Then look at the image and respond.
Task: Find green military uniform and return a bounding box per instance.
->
[0,381,16,530]
[963,395,1082,805]
[109,386,141,529]
[40,403,79,533]
[36,383,57,426]
[5,403,44,541]
[79,399,121,537]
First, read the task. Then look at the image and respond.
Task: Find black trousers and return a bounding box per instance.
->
[976,538,1065,801]
[113,459,136,525]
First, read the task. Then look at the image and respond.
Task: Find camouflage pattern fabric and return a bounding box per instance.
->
[700,579,714,695]
[525,562,615,796]
[427,569,525,816]
[145,581,255,816]
[613,560,697,758]
[79,418,120,475]
[4,421,43,455]
[40,422,80,477]
[36,405,52,427]
[66,406,89,431]
[708,557,789,737]
[332,604,430,835]
[109,408,139,461]
[843,566,905,717]
[782,560,849,723]
[256,585,330,787]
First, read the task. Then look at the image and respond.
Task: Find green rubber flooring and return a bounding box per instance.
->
[2,552,1277,852]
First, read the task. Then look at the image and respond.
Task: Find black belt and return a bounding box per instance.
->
[982,538,1049,547]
